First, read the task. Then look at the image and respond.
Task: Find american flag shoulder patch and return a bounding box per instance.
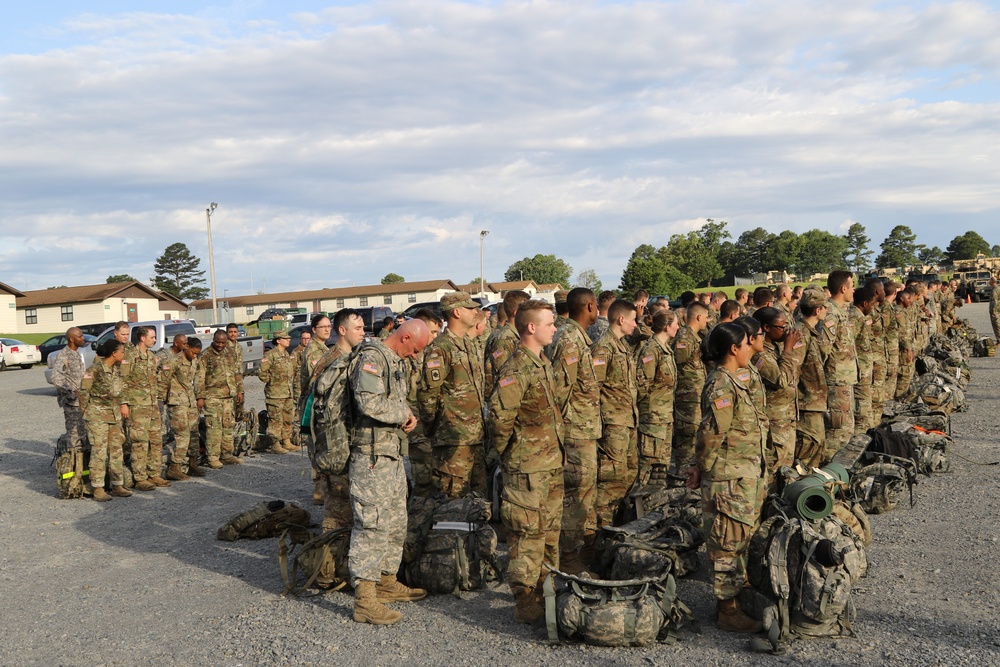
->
[714,396,732,410]
[676,342,687,349]
[593,357,606,366]
[754,357,765,370]
[566,355,578,365]
[426,358,442,368]
[642,355,654,364]
[737,371,751,382]
[793,340,805,349]
[83,373,92,379]
[499,376,515,388]
[492,350,504,359]
[362,362,380,375]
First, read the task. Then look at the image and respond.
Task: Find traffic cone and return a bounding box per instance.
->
[966,293,972,304]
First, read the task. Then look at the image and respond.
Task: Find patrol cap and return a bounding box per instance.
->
[800,289,827,308]
[440,291,479,311]
[273,330,291,340]
[554,289,570,304]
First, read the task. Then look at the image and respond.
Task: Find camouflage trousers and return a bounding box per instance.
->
[348,450,408,585]
[167,404,198,463]
[502,467,564,591]
[407,433,436,498]
[701,475,765,601]
[671,402,700,472]
[871,361,887,425]
[265,397,295,443]
[432,442,487,499]
[883,352,900,406]
[991,308,1000,341]
[636,428,672,487]
[127,404,163,481]
[322,473,353,530]
[595,425,637,529]
[85,417,125,488]
[63,405,86,450]
[895,358,915,400]
[824,384,855,460]
[767,418,796,472]
[203,397,236,461]
[560,437,597,557]
[796,410,826,469]
[854,368,874,434]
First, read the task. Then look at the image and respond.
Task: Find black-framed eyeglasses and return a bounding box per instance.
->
[769,323,787,330]
[751,332,765,339]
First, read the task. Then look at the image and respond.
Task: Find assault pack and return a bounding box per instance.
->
[217,499,312,541]
[972,337,996,357]
[279,526,353,595]
[53,433,92,499]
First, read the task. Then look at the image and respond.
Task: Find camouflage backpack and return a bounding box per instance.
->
[973,337,996,358]
[232,409,259,458]
[53,433,92,499]
[402,494,503,595]
[216,499,312,541]
[543,569,695,646]
[279,526,353,595]
[593,499,704,580]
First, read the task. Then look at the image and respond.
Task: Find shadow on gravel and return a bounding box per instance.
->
[865,608,1000,653]
[1,438,64,499]
[17,386,58,397]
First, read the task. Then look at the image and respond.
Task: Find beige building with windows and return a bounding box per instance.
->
[0,282,26,333]
[13,282,188,334]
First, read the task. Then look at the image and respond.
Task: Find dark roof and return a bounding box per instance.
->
[17,281,167,308]
[188,280,460,309]
[0,281,26,298]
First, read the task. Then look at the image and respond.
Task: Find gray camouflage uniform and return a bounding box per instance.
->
[52,345,87,449]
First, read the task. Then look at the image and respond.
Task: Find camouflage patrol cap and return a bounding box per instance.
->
[273,330,291,340]
[554,289,570,304]
[800,288,827,308]
[440,291,479,311]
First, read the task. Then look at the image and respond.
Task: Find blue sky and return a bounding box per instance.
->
[2,1,999,298]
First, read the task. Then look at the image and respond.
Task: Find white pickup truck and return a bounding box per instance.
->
[45,320,264,384]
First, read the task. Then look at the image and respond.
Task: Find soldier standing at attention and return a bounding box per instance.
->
[635,311,680,486]
[225,324,243,378]
[485,290,530,392]
[687,323,766,634]
[823,270,857,459]
[545,287,600,573]
[378,317,395,340]
[586,290,616,342]
[196,330,244,468]
[672,302,709,474]
[418,292,487,498]
[52,327,88,451]
[160,337,205,480]
[989,278,1000,342]
[894,288,917,399]
[881,282,901,404]
[795,290,830,468]
[849,286,877,433]
[122,326,170,491]
[81,340,132,501]
[348,319,430,625]
[751,307,804,474]
[300,315,333,502]
[734,288,749,316]
[259,330,297,454]
[489,300,564,624]
[591,299,639,528]
[865,279,890,424]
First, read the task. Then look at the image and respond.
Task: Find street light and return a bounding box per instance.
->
[479,230,489,297]
[206,202,219,324]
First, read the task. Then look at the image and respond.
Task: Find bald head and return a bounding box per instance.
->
[65,327,85,351]
[386,318,431,359]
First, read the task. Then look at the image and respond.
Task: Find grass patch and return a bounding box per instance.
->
[699,284,814,298]
[0,333,59,345]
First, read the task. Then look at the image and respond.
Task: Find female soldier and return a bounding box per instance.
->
[80,339,131,502]
[686,323,766,633]
[635,311,680,486]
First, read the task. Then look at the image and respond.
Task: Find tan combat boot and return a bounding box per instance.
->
[717,597,764,633]
[166,463,189,481]
[313,478,325,505]
[148,475,172,487]
[134,479,157,491]
[187,457,207,477]
[110,485,133,498]
[512,585,544,624]
[353,581,403,625]
[206,458,224,470]
[269,441,288,455]
[559,550,588,576]
[219,455,243,465]
[93,487,112,502]
[282,439,302,452]
[377,574,427,602]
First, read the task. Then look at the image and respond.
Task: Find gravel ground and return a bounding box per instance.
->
[1,304,998,667]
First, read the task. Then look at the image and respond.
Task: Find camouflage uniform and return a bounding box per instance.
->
[823,299,857,459]
[672,325,706,472]
[195,345,242,462]
[347,341,412,586]
[586,316,609,344]
[298,338,331,403]
[635,336,676,485]
[159,351,198,463]
[122,346,163,482]
[894,302,916,399]
[939,288,957,331]
[882,301,901,407]
[849,305,874,433]
[990,285,1000,342]
[80,360,126,489]
[752,336,804,472]
[52,345,86,449]
[484,322,519,392]
[795,320,829,468]
[311,345,355,529]
[591,329,638,528]
[489,346,565,593]
[227,338,245,377]
[869,303,889,424]
[545,319,600,559]
[698,367,767,601]
[418,329,487,498]
[259,346,296,444]
[405,347,435,498]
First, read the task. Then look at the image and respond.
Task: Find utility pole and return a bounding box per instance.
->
[206,202,219,324]
[479,230,489,297]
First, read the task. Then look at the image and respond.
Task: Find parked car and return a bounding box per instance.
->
[262,324,337,352]
[38,333,98,363]
[0,338,40,370]
[354,306,395,337]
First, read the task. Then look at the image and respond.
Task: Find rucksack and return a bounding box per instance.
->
[593,501,704,580]
[543,569,695,646]
[53,433,92,499]
[233,408,259,458]
[908,373,967,414]
[850,461,916,514]
[973,337,996,357]
[279,526,353,595]
[401,494,503,595]
[217,499,312,541]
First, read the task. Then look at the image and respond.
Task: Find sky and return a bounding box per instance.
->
[2,0,999,298]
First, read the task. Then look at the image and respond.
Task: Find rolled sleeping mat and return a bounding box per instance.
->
[781,465,848,521]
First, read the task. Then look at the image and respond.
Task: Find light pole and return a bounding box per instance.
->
[479,230,489,297]
[206,202,219,324]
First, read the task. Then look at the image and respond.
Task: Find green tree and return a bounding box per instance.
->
[152,242,209,300]
[918,246,945,265]
[842,222,873,273]
[381,272,405,285]
[505,254,573,287]
[767,230,803,274]
[661,219,730,287]
[106,274,137,283]
[619,244,693,296]
[574,268,603,293]
[875,225,922,269]
[794,230,848,277]
[944,231,991,262]
[726,227,775,276]
[47,285,68,290]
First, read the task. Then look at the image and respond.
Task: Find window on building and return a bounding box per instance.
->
[336,298,344,309]
[383,295,392,305]
[269,304,276,309]
[359,296,369,307]
[61,305,74,322]
[25,308,37,325]
[246,306,254,316]
[408,293,417,303]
